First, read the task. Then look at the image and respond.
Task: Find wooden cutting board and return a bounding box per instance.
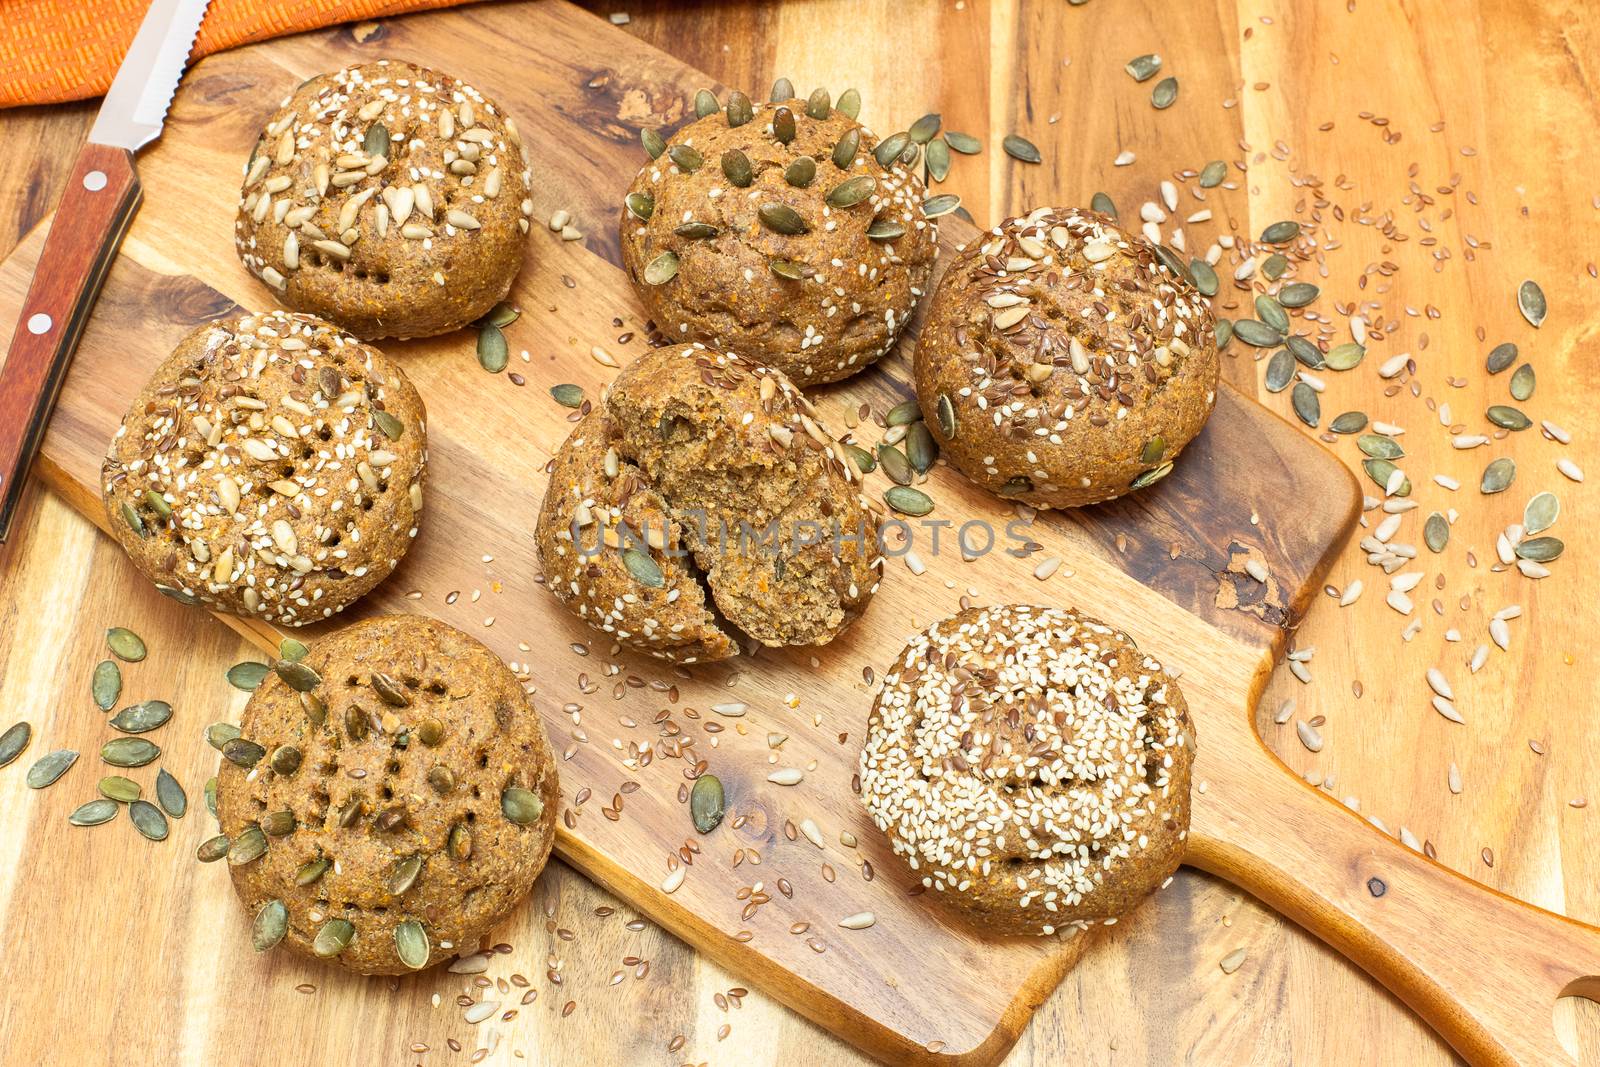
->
[3,3,1599,1064]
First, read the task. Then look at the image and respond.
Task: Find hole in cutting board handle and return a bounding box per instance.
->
[1555,978,1600,1064]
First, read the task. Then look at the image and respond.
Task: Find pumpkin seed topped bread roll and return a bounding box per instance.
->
[537,342,882,662]
[619,85,939,387]
[235,60,533,339]
[216,615,558,975]
[101,311,426,626]
[859,604,1194,936]
[914,206,1219,508]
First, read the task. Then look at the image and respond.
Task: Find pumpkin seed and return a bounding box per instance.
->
[826,175,875,208]
[1524,492,1559,534]
[1486,405,1531,431]
[1486,342,1518,374]
[417,718,445,746]
[222,738,265,768]
[449,823,473,860]
[105,627,146,662]
[1151,77,1179,109]
[1199,160,1227,187]
[1324,342,1365,371]
[373,408,405,440]
[344,706,369,742]
[867,219,906,241]
[371,672,410,707]
[693,88,718,119]
[625,191,655,221]
[690,773,726,833]
[1002,134,1041,163]
[720,148,753,187]
[1215,318,1232,349]
[27,749,77,787]
[1517,279,1546,327]
[1329,411,1368,434]
[270,745,303,776]
[156,585,199,606]
[313,918,355,958]
[944,130,980,154]
[666,144,702,172]
[296,855,331,885]
[129,799,168,841]
[1278,282,1319,307]
[771,77,796,101]
[274,659,321,692]
[260,809,296,836]
[99,775,140,802]
[477,323,508,373]
[784,156,816,187]
[229,825,267,865]
[1131,462,1174,490]
[1481,457,1516,494]
[1362,459,1411,496]
[772,107,796,145]
[1510,363,1535,401]
[805,87,831,120]
[726,91,754,127]
[1125,53,1162,81]
[121,503,145,537]
[622,548,665,589]
[1140,436,1167,465]
[836,88,862,119]
[884,486,933,516]
[1515,536,1563,562]
[906,113,940,144]
[1290,382,1320,427]
[1231,319,1282,347]
[759,203,808,235]
[139,493,171,519]
[1264,349,1295,393]
[70,799,119,827]
[769,260,810,281]
[1424,512,1449,553]
[387,853,423,896]
[906,423,937,474]
[1255,295,1290,333]
[197,834,230,862]
[110,700,172,734]
[550,383,584,408]
[844,444,875,474]
[644,251,679,285]
[1260,220,1300,244]
[1286,335,1323,369]
[91,660,121,710]
[253,900,288,952]
[935,394,957,439]
[277,637,309,663]
[205,722,241,751]
[640,128,665,159]
[396,920,430,970]
[156,768,186,818]
[0,720,29,769]
[101,738,158,768]
[363,122,390,159]
[830,129,860,169]
[877,444,913,486]
[873,131,909,168]
[921,194,961,218]
[1358,434,1405,460]
[1090,191,1118,219]
[1188,259,1218,296]
[204,777,218,818]
[502,786,545,825]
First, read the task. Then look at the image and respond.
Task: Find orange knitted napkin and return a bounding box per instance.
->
[1,0,478,109]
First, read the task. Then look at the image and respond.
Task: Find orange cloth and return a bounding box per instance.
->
[0,0,479,109]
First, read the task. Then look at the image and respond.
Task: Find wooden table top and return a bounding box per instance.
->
[1,1,1596,1063]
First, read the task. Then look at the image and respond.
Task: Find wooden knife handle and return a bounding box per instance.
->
[0,142,141,542]
[1190,718,1600,1066]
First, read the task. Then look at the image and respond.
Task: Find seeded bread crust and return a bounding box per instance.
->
[101,311,426,626]
[619,93,938,387]
[536,342,883,662]
[235,60,533,339]
[859,604,1194,936]
[914,207,1219,509]
[218,615,559,975]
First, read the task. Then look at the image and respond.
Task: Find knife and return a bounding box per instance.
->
[0,0,211,542]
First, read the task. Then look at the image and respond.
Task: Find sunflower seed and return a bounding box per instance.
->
[106,627,146,662]
[1358,434,1405,460]
[1330,411,1368,434]
[274,659,321,692]
[873,132,909,168]
[477,324,509,373]
[110,700,172,734]
[1515,536,1563,562]
[1517,280,1546,327]
[1296,721,1323,752]
[693,88,718,118]
[1424,513,1449,553]
[1002,134,1041,163]
[252,900,288,952]
[1481,458,1516,494]
[1264,349,1295,393]
[70,799,119,827]
[1261,220,1300,243]
[1151,77,1179,109]
[827,175,875,208]
[944,130,980,154]
[1231,319,1282,347]
[129,799,168,841]
[99,775,140,802]
[387,853,423,895]
[836,87,861,119]
[644,251,680,285]
[921,194,961,218]
[884,486,933,516]
[690,774,725,833]
[550,383,584,408]
[1291,383,1320,427]
[759,203,808,234]
[1125,53,1162,81]
[1090,191,1118,219]
[772,107,795,145]
[726,91,754,127]
[1524,492,1559,534]
[838,911,877,930]
[502,786,545,825]
[1278,282,1320,308]
[27,749,77,787]
[1510,363,1535,401]
[156,768,187,818]
[313,918,355,958]
[222,738,265,768]
[91,660,121,710]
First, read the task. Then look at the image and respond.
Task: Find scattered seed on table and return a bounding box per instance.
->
[26,749,77,788]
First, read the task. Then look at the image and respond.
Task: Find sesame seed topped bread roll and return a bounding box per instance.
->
[235,60,533,339]
[619,87,939,387]
[915,206,1219,508]
[859,604,1194,936]
[100,311,426,626]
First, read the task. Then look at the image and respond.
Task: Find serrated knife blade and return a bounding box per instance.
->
[89,0,211,151]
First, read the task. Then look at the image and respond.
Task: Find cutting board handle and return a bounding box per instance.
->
[1189,720,1600,1065]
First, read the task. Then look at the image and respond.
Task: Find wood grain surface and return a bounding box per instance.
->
[0,0,1596,1064]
